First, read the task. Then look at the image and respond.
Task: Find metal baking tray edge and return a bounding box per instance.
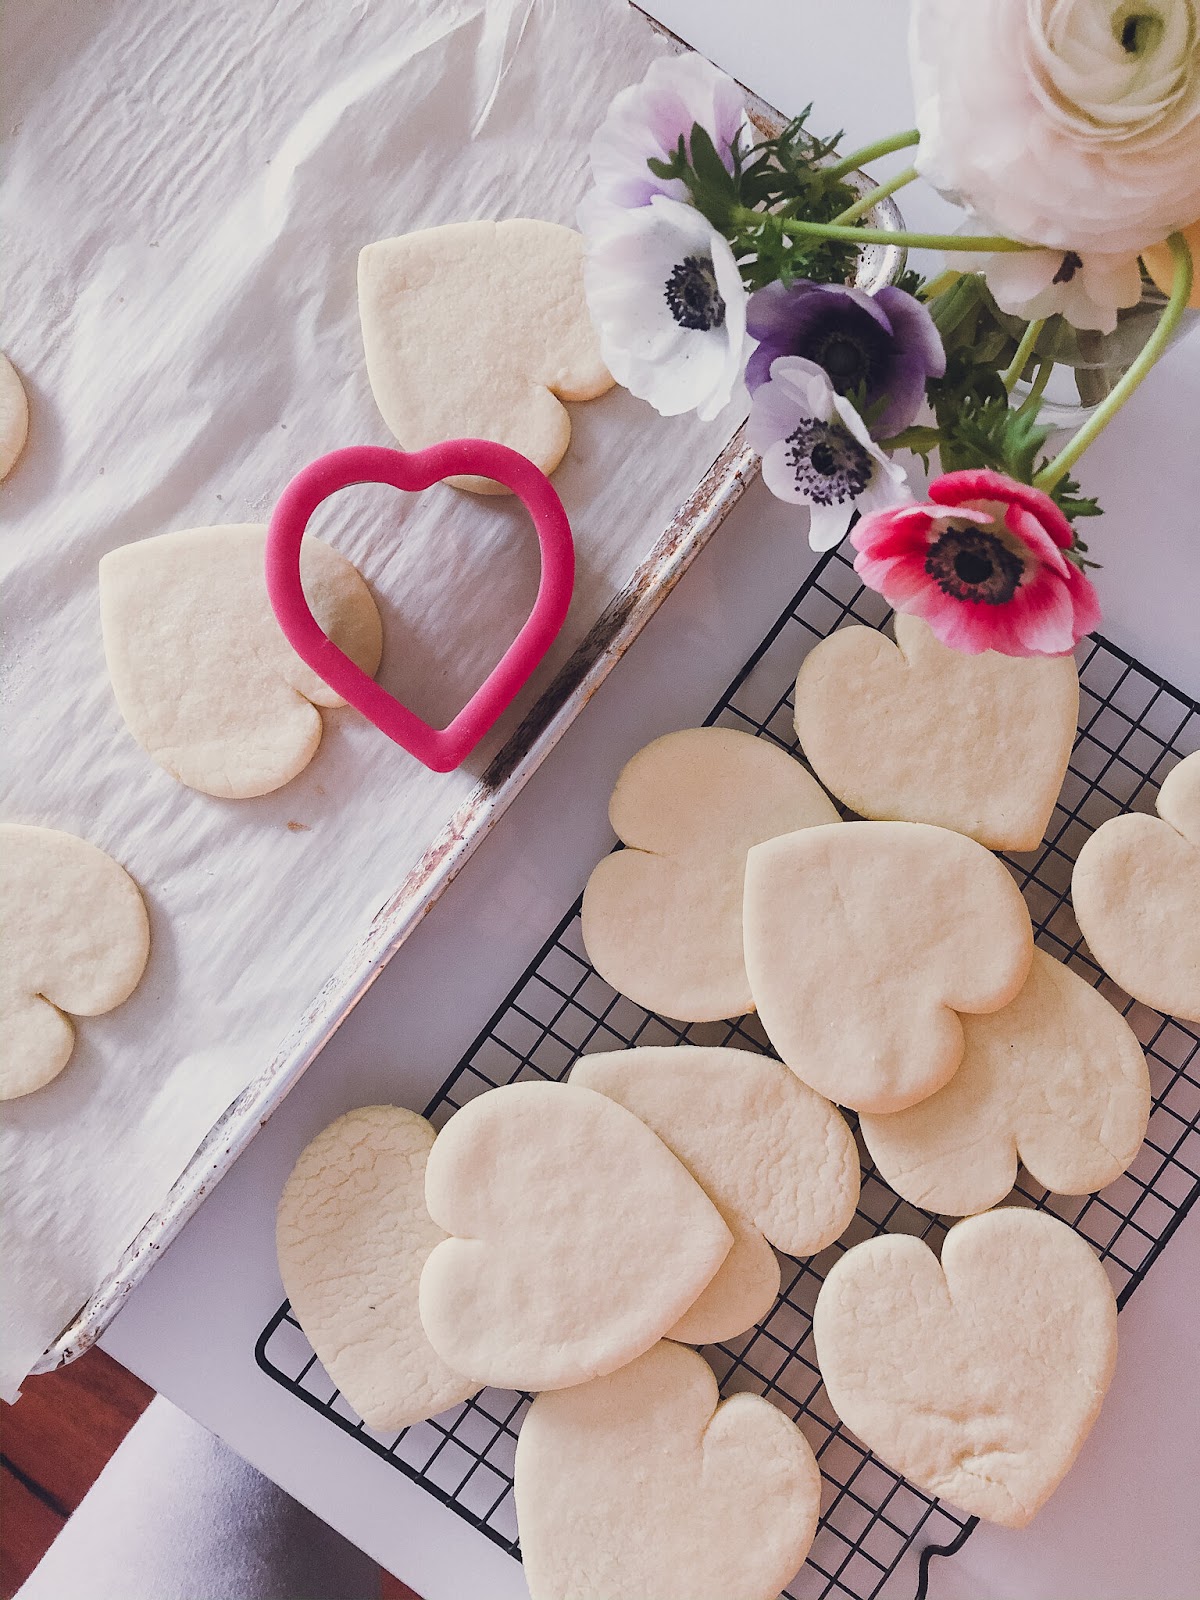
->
[33,428,759,1372]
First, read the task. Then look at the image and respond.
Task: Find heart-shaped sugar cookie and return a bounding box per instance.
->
[813,1208,1118,1527]
[514,1340,821,1600]
[743,821,1034,1113]
[571,1046,859,1343]
[793,614,1079,851]
[419,1082,732,1392]
[581,728,840,1022]
[0,352,29,481]
[276,1106,477,1430]
[358,220,613,495]
[100,524,382,799]
[1,825,149,1100]
[860,949,1150,1215]
[1072,751,1200,1021]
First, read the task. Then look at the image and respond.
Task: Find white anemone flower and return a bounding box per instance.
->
[959,242,1145,334]
[578,52,749,235]
[583,195,750,422]
[748,357,912,551]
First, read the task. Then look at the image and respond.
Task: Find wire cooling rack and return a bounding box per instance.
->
[257,544,1200,1600]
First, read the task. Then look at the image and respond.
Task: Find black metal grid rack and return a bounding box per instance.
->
[257,544,1200,1600]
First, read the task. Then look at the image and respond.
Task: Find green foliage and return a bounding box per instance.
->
[936,394,1052,480]
[1048,473,1103,525]
[646,110,1106,551]
[1046,474,1103,568]
[648,113,861,290]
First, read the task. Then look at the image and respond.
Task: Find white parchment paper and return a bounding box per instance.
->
[0,0,738,1398]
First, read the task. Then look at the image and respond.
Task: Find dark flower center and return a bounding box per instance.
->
[1053,251,1084,285]
[664,256,726,332]
[1117,11,1163,55]
[925,524,1025,605]
[784,419,872,505]
[812,331,873,391]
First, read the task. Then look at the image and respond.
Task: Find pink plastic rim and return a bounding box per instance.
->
[265,441,575,773]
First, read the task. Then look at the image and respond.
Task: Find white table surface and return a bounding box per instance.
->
[102,3,1200,1597]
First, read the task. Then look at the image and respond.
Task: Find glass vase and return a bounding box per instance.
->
[1005,282,1199,427]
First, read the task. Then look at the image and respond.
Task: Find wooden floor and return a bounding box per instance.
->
[0,1348,417,1600]
[0,1348,153,1598]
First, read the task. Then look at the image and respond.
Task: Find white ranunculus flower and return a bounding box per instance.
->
[747,357,912,551]
[583,195,750,422]
[911,0,1200,254]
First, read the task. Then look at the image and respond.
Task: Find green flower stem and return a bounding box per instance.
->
[728,207,1034,253]
[823,128,920,179]
[833,165,919,225]
[1002,319,1047,392]
[1033,231,1194,492]
[1017,358,1054,417]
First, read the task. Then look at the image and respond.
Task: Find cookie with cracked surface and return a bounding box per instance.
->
[277,1105,478,1430]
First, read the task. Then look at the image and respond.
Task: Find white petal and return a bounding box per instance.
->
[807,500,853,551]
[765,357,837,421]
[830,392,890,465]
[760,438,812,504]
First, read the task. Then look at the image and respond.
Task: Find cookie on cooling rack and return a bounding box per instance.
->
[859,948,1151,1216]
[514,1340,821,1600]
[276,1105,478,1430]
[580,727,838,1023]
[1072,751,1200,1022]
[571,1045,859,1343]
[792,614,1079,852]
[813,1207,1117,1528]
[418,1082,732,1391]
[742,820,1033,1113]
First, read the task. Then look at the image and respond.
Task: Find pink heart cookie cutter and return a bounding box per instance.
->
[266,441,575,773]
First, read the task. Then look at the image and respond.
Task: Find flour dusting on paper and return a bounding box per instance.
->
[0,0,738,1398]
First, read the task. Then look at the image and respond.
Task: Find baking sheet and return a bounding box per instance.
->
[0,0,738,1399]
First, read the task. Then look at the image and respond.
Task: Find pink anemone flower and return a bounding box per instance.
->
[851,469,1102,658]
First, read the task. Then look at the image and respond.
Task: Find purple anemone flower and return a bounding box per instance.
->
[744,281,946,439]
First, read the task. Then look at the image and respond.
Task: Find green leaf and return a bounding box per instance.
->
[688,122,737,198]
[646,134,688,183]
[881,424,941,469]
[1046,471,1104,526]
